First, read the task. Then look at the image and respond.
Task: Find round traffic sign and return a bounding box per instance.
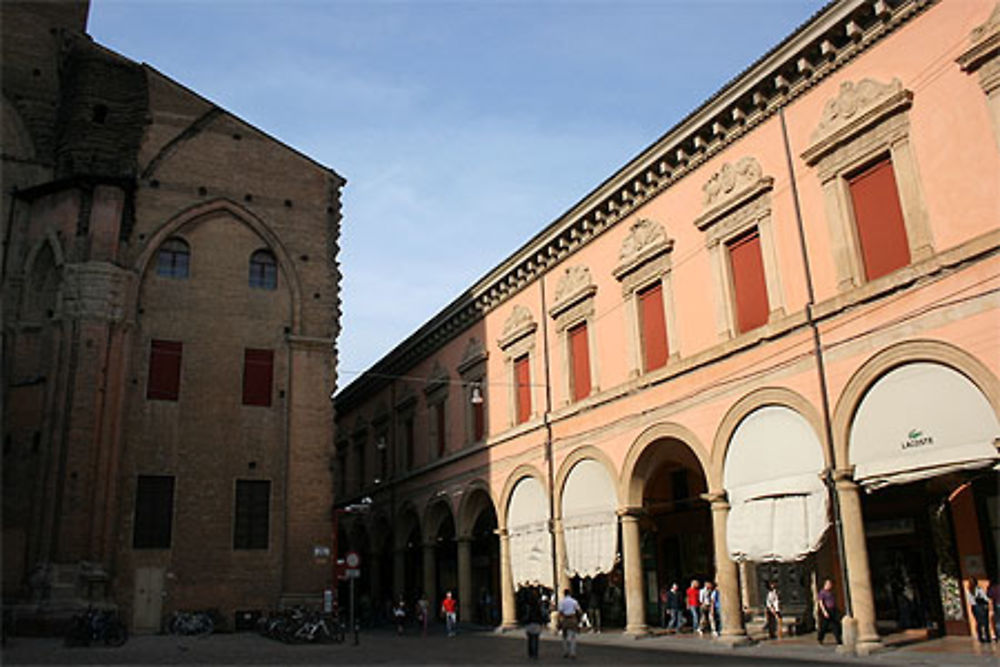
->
[345,551,361,568]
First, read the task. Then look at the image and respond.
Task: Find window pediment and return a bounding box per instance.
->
[613,219,674,282]
[424,361,450,398]
[802,78,913,166]
[694,157,773,234]
[457,337,488,376]
[498,305,537,350]
[549,266,596,319]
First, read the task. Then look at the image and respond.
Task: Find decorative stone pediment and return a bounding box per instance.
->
[694,158,774,233]
[613,219,674,282]
[424,361,450,396]
[802,78,913,165]
[372,400,389,425]
[957,3,1000,91]
[497,305,537,350]
[352,415,368,436]
[548,266,596,319]
[395,383,417,411]
[457,337,488,375]
[972,2,1000,45]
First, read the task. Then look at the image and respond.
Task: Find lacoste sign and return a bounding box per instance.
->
[901,429,934,450]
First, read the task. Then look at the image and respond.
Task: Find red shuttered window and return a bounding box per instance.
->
[473,399,485,442]
[147,340,182,401]
[569,323,591,401]
[848,157,910,281]
[515,354,531,424]
[728,229,770,334]
[242,349,274,407]
[638,283,669,372]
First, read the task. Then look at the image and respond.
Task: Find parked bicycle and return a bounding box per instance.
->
[168,610,214,636]
[257,607,344,644]
[64,607,128,647]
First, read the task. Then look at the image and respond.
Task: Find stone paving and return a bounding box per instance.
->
[2,626,997,666]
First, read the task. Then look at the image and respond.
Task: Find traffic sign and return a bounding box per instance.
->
[345,568,361,579]
[345,551,361,568]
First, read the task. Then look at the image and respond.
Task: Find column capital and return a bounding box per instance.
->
[494,528,509,539]
[456,536,473,545]
[832,466,858,489]
[701,491,729,509]
[616,506,643,519]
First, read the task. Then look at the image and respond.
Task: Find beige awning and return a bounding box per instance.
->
[849,363,1000,489]
[561,459,617,578]
[724,406,829,562]
[507,476,553,588]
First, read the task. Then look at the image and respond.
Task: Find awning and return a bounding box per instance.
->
[507,476,553,588]
[849,363,1000,489]
[561,459,617,578]
[724,406,829,562]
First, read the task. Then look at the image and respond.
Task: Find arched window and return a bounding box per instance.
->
[249,249,277,290]
[155,238,190,279]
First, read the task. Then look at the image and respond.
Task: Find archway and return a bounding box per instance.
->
[396,506,423,605]
[424,499,457,612]
[460,486,500,626]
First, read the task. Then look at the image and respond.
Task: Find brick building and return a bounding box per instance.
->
[334,0,1000,653]
[1,1,343,631]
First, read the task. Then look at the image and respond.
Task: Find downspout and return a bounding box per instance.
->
[539,276,558,595]
[779,107,852,617]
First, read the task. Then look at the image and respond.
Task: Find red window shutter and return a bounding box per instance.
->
[473,401,485,442]
[435,402,446,457]
[242,348,274,407]
[569,323,591,401]
[147,340,182,400]
[515,355,531,424]
[848,158,910,281]
[728,229,770,334]
[638,283,669,371]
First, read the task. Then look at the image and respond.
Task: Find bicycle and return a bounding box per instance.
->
[64,607,128,647]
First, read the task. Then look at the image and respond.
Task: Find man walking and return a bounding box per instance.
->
[666,583,683,633]
[441,591,458,637]
[816,578,842,645]
[557,588,582,659]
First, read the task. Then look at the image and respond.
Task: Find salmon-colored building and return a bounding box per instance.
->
[334,0,999,652]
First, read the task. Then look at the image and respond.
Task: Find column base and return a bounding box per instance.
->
[835,617,882,656]
[624,624,649,637]
[715,631,752,647]
[497,622,520,633]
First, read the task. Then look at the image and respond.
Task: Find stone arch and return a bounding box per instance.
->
[620,421,711,507]
[831,339,1000,471]
[21,231,65,321]
[457,479,497,539]
[497,464,548,529]
[395,501,422,550]
[129,198,304,332]
[553,445,622,518]
[423,496,456,543]
[710,386,828,491]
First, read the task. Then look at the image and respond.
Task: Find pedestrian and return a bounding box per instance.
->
[816,578,842,645]
[711,581,722,636]
[666,583,683,633]
[702,581,720,637]
[659,585,669,628]
[686,579,701,634]
[967,577,991,643]
[523,588,545,660]
[765,580,783,640]
[392,596,407,635]
[587,582,602,634]
[557,588,582,659]
[441,590,458,637]
[698,580,713,635]
[416,592,430,637]
[988,578,1000,643]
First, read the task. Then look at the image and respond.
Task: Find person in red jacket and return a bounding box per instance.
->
[685,580,701,634]
[441,591,458,637]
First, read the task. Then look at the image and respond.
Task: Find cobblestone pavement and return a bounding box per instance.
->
[3,627,997,666]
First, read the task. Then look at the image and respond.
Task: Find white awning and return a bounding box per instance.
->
[850,363,1000,489]
[507,476,553,588]
[724,406,829,562]
[561,459,618,578]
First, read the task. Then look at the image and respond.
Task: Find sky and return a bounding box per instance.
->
[87,0,828,390]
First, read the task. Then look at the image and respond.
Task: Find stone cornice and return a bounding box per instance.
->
[957,2,1000,73]
[335,0,935,412]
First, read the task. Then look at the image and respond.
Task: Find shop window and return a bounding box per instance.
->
[569,322,591,401]
[249,249,278,290]
[233,479,270,550]
[147,339,182,401]
[515,354,531,425]
[847,157,911,282]
[638,282,669,372]
[242,348,274,407]
[133,475,174,549]
[727,229,770,334]
[156,238,190,279]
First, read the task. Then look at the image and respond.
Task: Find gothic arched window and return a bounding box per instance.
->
[249,249,277,290]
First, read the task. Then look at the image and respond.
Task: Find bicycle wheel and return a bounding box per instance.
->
[104,620,128,647]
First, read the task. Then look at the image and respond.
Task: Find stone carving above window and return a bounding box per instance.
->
[395,383,417,410]
[702,156,764,208]
[613,219,674,283]
[549,266,596,319]
[424,360,450,396]
[458,336,488,375]
[957,3,1000,99]
[694,157,773,238]
[803,78,913,165]
[498,305,537,350]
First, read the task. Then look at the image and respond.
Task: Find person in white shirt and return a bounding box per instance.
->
[765,580,782,639]
[557,589,582,659]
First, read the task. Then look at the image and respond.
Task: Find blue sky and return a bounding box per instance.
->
[88,0,827,387]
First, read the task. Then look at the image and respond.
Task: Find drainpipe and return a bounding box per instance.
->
[779,107,852,617]
[539,276,559,597]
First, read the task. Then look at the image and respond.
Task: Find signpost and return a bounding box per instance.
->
[345,551,361,645]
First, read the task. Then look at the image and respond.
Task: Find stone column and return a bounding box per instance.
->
[422,542,437,611]
[457,536,473,623]
[706,492,750,645]
[834,469,880,655]
[393,547,405,600]
[619,508,647,635]
[553,518,571,595]
[370,549,383,609]
[498,528,517,630]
